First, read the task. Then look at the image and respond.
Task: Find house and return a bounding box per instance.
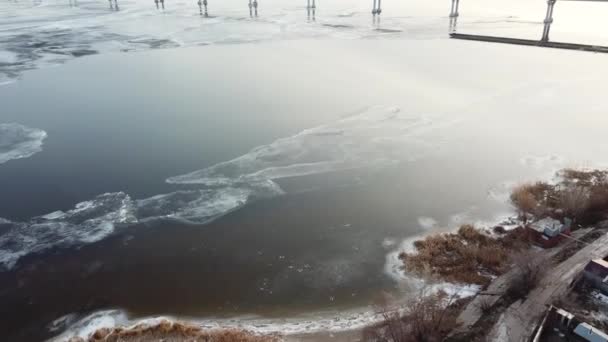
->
[583,259,608,295]
[532,306,608,342]
[527,217,572,248]
[532,306,578,341]
[574,323,608,342]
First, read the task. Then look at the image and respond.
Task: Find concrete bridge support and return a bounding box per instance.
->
[541,0,557,42]
[449,0,460,18]
[372,0,381,15]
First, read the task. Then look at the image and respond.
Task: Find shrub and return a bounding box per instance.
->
[493,226,506,234]
[477,296,494,315]
[400,226,528,286]
[510,185,539,221]
[365,290,461,342]
[561,169,608,187]
[505,252,548,301]
[584,183,608,224]
[499,227,532,250]
[558,185,590,220]
[511,169,608,226]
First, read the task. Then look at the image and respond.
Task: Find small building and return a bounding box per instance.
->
[583,259,608,295]
[574,322,608,342]
[527,217,572,248]
[532,306,608,342]
[532,306,578,341]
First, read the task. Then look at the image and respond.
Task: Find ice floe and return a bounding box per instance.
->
[417,216,437,230]
[0,183,283,270]
[0,192,137,270]
[520,154,565,170]
[0,123,47,164]
[487,180,518,203]
[381,237,397,249]
[48,314,79,334]
[168,106,438,185]
[136,188,251,224]
[0,106,439,271]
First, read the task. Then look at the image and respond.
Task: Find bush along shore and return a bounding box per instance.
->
[399,224,530,287]
[366,168,608,341]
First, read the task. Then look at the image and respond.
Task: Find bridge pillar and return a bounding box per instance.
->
[449,16,458,32]
[541,0,556,42]
[449,0,460,18]
[204,0,208,16]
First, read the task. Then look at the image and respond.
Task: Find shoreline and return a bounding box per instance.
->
[48,214,515,342]
[49,167,608,341]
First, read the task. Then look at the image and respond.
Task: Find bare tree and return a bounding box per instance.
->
[365,285,462,342]
[559,185,590,221]
[506,251,549,300]
[510,185,538,223]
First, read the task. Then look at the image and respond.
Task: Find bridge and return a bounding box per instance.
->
[449,0,608,53]
[105,0,608,53]
[193,0,383,18]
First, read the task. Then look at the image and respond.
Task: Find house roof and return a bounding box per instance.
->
[573,323,608,342]
[585,260,608,279]
[529,218,563,236]
[555,307,574,320]
[529,218,561,232]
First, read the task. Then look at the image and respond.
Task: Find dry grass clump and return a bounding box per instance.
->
[67,320,279,342]
[511,169,608,225]
[399,225,530,286]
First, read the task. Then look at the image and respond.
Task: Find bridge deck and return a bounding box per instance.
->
[450,33,608,53]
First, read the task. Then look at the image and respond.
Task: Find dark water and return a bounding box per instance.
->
[2,35,608,341]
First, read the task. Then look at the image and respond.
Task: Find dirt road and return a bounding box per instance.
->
[486,231,608,341]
